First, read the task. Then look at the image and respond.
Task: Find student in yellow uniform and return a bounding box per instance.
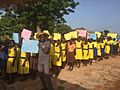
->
[52,40,62,76]
[105,37,111,59]
[18,51,30,81]
[97,39,102,61]
[109,37,114,57]
[100,38,105,60]
[6,40,17,84]
[93,40,97,61]
[88,39,94,65]
[83,39,89,66]
[118,40,120,56]
[75,37,83,68]
[61,38,67,69]
[50,39,55,69]
[112,38,117,58]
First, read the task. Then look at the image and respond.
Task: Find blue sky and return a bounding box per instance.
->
[64,0,120,33]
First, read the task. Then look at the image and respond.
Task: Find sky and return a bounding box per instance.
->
[64,0,120,34]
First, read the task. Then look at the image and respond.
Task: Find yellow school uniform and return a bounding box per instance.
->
[119,42,120,47]
[53,43,62,66]
[50,44,55,68]
[93,41,97,48]
[103,39,107,44]
[75,41,83,60]
[6,47,17,73]
[61,43,66,62]
[88,42,94,59]
[18,52,29,75]
[105,41,111,54]
[101,42,105,49]
[97,43,101,56]
[83,44,89,60]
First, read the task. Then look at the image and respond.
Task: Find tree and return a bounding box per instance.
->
[0,15,26,35]
[52,24,72,34]
[0,0,79,32]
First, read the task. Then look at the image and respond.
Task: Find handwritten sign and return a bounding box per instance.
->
[77,30,87,37]
[90,33,97,40]
[21,29,32,40]
[95,32,101,38]
[64,33,71,40]
[70,31,78,38]
[21,40,39,53]
[13,33,19,43]
[107,33,117,39]
[53,33,61,40]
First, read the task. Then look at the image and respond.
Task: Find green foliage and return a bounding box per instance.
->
[0,0,79,33]
[52,24,72,34]
[0,15,25,35]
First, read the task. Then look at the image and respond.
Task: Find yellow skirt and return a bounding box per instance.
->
[105,45,110,54]
[18,59,29,75]
[53,53,62,66]
[6,58,17,73]
[62,51,66,62]
[89,49,94,59]
[75,49,83,60]
[83,50,89,60]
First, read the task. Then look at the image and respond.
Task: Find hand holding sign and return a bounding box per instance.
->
[21,40,39,53]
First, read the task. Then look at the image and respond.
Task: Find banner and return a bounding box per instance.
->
[13,33,19,43]
[21,29,32,40]
[21,40,39,53]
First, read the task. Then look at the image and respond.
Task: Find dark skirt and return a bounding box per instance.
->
[67,52,75,63]
[101,48,105,56]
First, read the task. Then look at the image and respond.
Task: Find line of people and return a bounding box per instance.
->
[0,33,120,85]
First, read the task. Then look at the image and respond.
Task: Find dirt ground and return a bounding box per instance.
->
[0,56,120,90]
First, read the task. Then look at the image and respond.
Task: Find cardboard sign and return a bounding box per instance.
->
[90,33,97,40]
[95,32,101,38]
[70,31,78,38]
[77,30,87,37]
[107,33,117,39]
[13,33,19,43]
[53,33,61,40]
[64,33,71,40]
[21,40,39,53]
[21,29,32,40]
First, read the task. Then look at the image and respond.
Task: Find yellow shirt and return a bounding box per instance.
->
[55,43,60,53]
[101,42,105,48]
[76,41,82,48]
[97,43,101,49]
[61,43,66,50]
[88,42,93,49]
[83,44,88,49]
[21,52,26,57]
[93,42,97,48]
[8,47,15,57]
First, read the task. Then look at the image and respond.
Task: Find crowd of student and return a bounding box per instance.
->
[0,32,120,85]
